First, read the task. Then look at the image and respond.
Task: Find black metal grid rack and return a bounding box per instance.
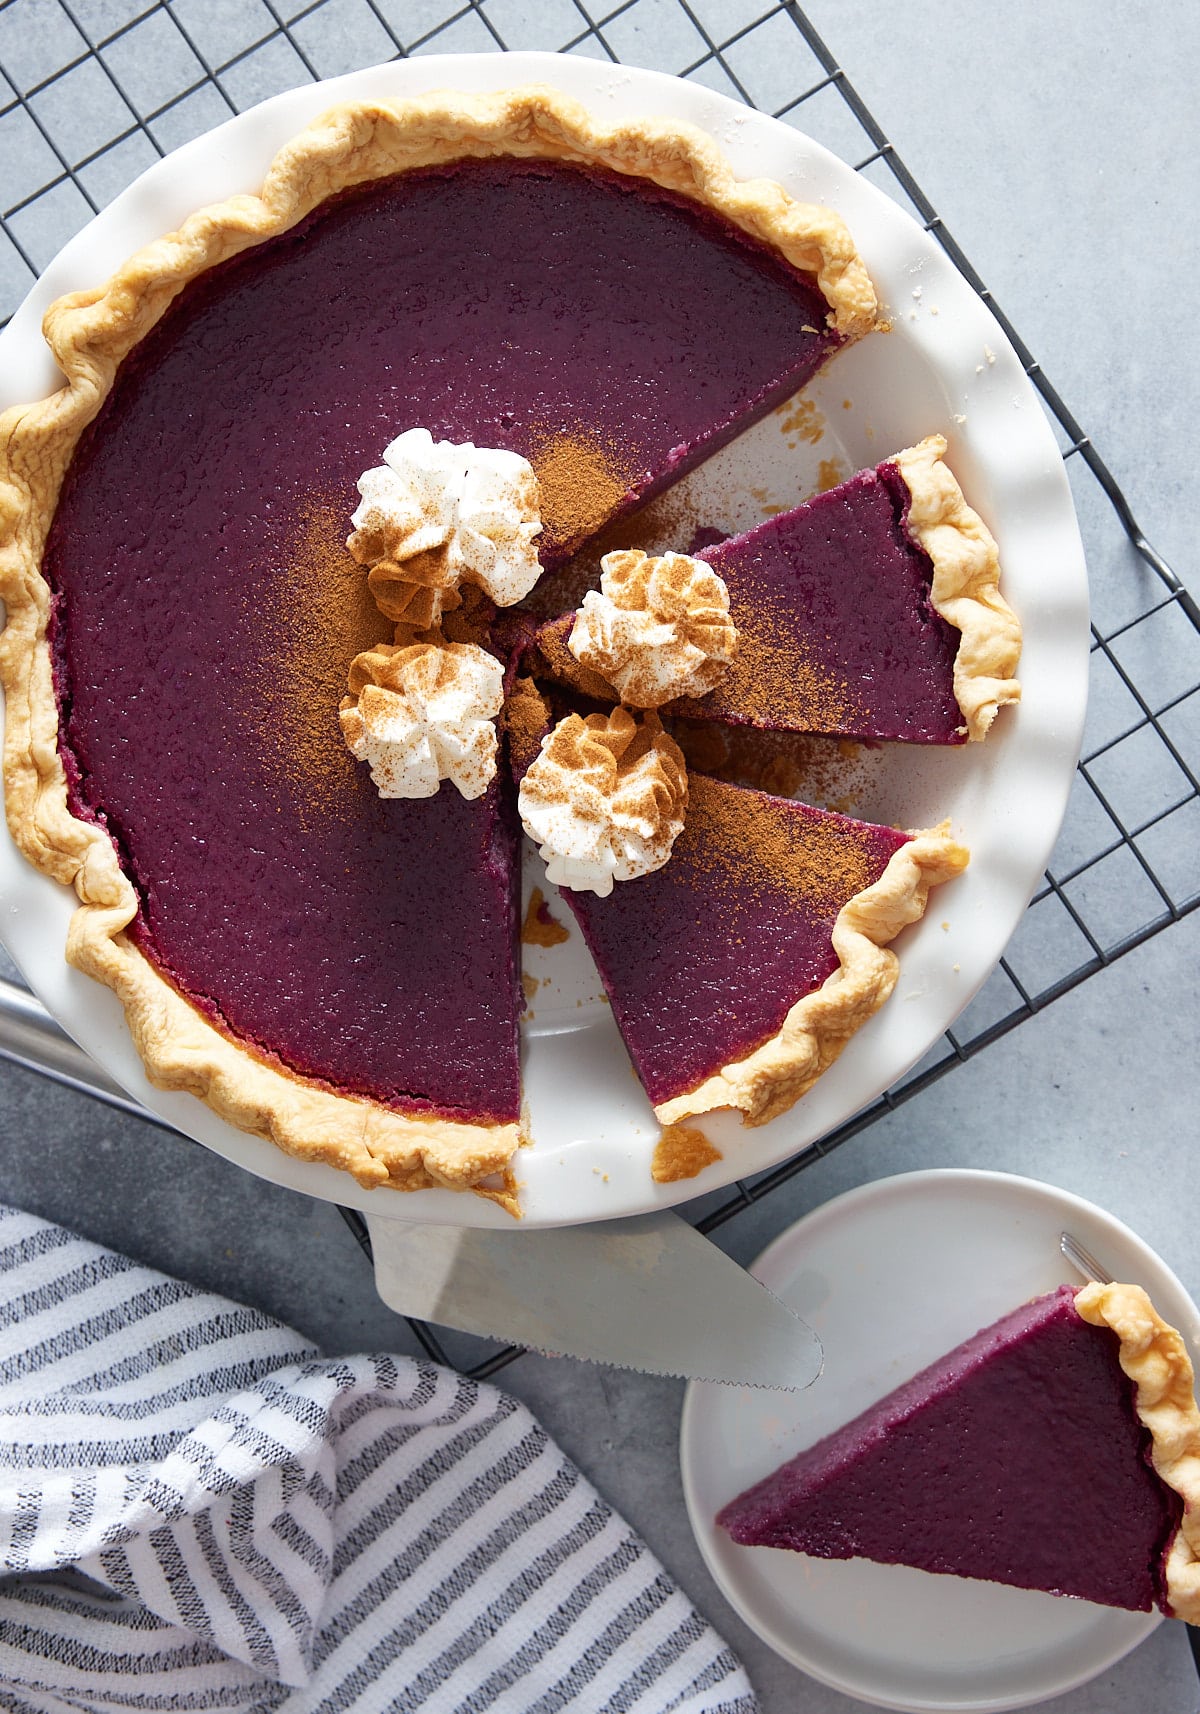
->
[1,0,1196,1380]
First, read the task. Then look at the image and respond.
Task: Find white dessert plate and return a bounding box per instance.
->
[0,55,1089,1228]
[680,1169,1200,1712]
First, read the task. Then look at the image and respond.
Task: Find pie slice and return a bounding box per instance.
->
[0,88,877,1199]
[531,436,1021,743]
[717,1281,1200,1621]
[554,770,968,1125]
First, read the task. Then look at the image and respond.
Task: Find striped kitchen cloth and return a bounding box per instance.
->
[0,1205,757,1714]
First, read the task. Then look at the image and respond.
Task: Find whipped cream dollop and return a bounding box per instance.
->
[568,549,738,707]
[518,708,688,896]
[340,640,504,800]
[348,428,543,625]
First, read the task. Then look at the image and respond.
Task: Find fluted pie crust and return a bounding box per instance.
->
[655,824,969,1126]
[1075,1281,1200,1624]
[894,436,1021,741]
[0,86,880,1205]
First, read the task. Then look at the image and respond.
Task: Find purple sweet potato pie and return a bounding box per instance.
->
[0,87,1012,1198]
[40,153,853,1134]
[559,773,910,1111]
[718,1282,1200,1619]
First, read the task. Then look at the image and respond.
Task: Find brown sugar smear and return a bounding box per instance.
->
[521,885,569,949]
[651,1122,723,1183]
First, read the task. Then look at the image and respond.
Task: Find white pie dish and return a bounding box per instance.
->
[0,53,1088,1227]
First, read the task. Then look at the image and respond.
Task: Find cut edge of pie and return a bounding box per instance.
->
[655,821,969,1126]
[894,435,1021,741]
[63,855,524,1204]
[1076,1279,1200,1623]
[0,85,880,1203]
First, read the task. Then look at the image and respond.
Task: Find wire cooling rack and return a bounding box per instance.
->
[0,0,1196,1378]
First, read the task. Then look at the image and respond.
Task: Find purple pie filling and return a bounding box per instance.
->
[559,774,908,1106]
[45,157,843,1122]
[681,462,963,741]
[718,1285,1180,1613]
[57,712,523,1123]
[530,461,963,744]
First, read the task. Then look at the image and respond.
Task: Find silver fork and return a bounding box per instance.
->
[1059,1231,1112,1285]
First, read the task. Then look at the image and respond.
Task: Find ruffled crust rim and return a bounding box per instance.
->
[0,84,877,1206]
[1074,1280,1200,1624]
[654,822,968,1126]
[66,900,522,1208]
[893,435,1022,742]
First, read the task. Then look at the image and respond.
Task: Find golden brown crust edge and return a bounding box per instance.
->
[1075,1280,1200,1624]
[893,436,1022,742]
[0,84,877,1205]
[67,899,523,1207]
[655,823,969,1126]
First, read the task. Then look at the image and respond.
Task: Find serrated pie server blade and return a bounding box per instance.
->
[364,1208,822,1390]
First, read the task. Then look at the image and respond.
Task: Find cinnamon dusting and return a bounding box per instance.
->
[500,674,551,781]
[526,480,716,619]
[672,721,869,811]
[694,622,867,734]
[367,553,460,627]
[651,1122,722,1183]
[528,427,641,552]
[684,773,896,919]
[439,584,498,649]
[533,618,615,703]
[258,498,383,821]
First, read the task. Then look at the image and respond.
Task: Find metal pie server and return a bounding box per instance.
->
[0,978,821,1390]
[365,1210,823,1390]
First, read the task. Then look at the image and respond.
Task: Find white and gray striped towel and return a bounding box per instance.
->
[0,1205,756,1714]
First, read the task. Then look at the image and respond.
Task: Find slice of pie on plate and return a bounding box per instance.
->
[0,86,881,1202]
[530,435,1022,745]
[717,1281,1200,1620]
